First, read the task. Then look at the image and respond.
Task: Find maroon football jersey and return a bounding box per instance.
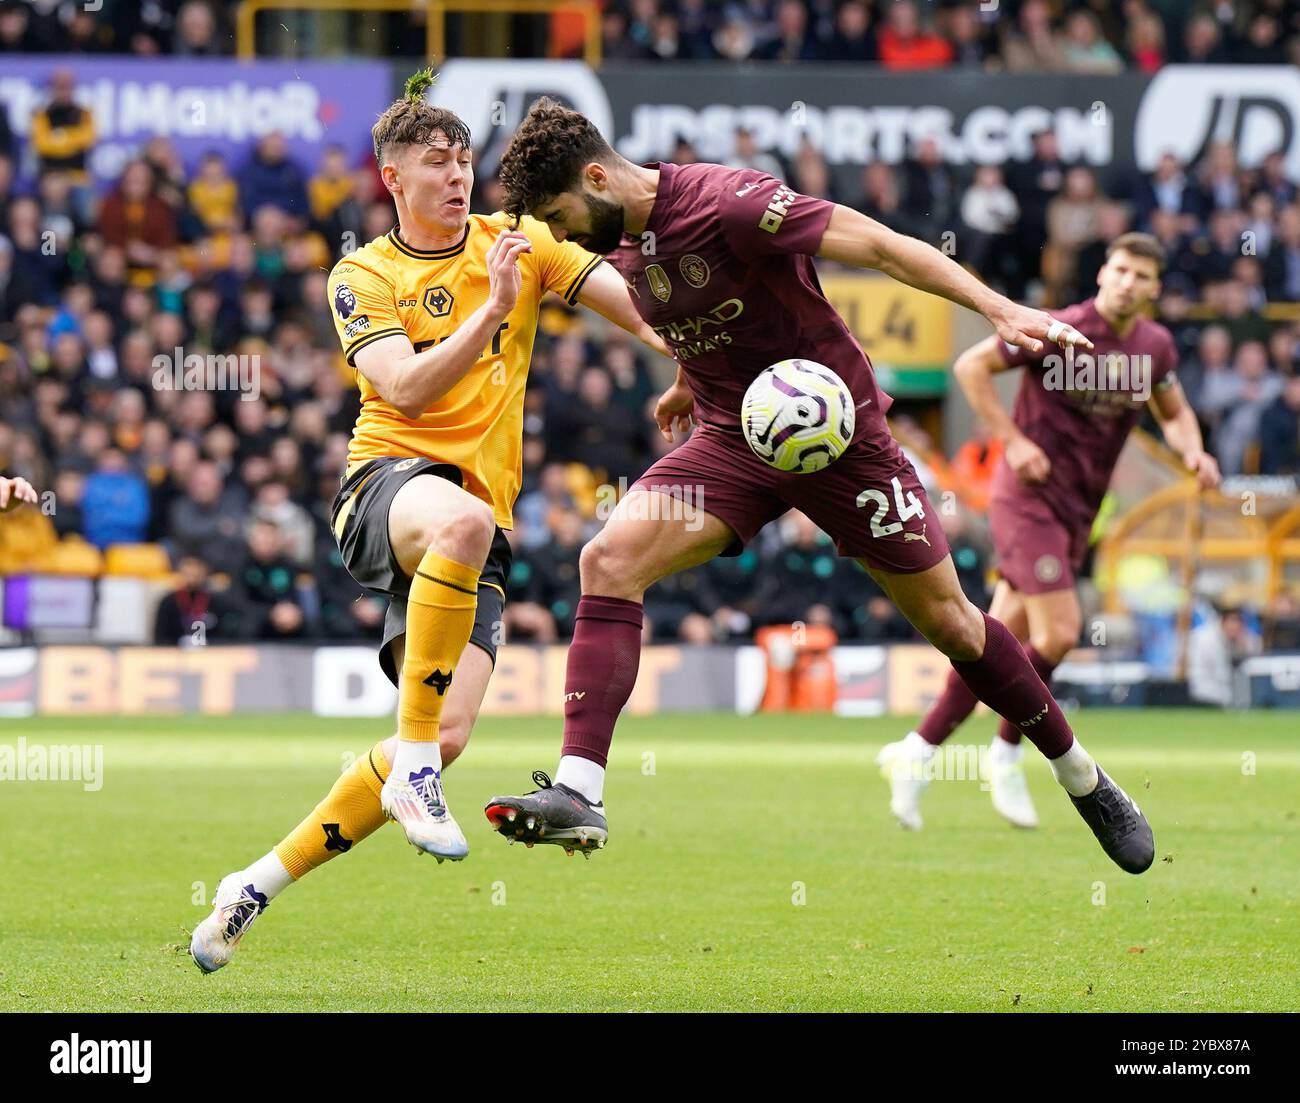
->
[990,298,1179,527]
[604,162,892,441]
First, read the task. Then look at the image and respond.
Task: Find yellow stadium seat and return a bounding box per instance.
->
[103,543,173,579]
[0,508,59,572]
[44,536,104,577]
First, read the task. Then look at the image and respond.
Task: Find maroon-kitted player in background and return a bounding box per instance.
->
[483,97,1155,874]
[880,233,1220,831]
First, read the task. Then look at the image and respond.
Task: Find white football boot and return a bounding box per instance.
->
[876,732,933,831]
[191,873,269,973]
[381,766,469,861]
[988,737,1039,828]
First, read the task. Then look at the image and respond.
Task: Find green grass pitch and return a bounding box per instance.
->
[1,710,1295,1012]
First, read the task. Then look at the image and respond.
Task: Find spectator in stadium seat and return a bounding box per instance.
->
[958,164,1020,292]
[188,151,241,235]
[515,462,577,551]
[173,0,223,56]
[1268,325,1299,377]
[51,469,84,539]
[1179,11,1231,64]
[308,144,356,229]
[725,126,785,183]
[901,136,958,243]
[1201,342,1284,475]
[31,70,95,210]
[1258,375,1300,476]
[237,133,309,222]
[852,162,918,237]
[877,0,953,69]
[154,555,241,645]
[249,480,314,568]
[1264,204,1300,302]
[1133,153,1206,232]
[236,520,307,640]
[1256,152,1298,209]
[753,0,825,62]
[1236,10,1287,65]
[1061,9,1123,73]
[944,2,990,68]
[1178,324,1232,421]
[825,0,876,62]
[98,160,179,280]
[517,508,589,637]
[1069,201,1132,303]
[8,196,65,308]
[790,138,834,203]
[80,448,150,549]
[1126,8,1166,72]
[712,11,757,61]
[997,0,1066,72]
[1043,166,1104,304]
[1265,591,1300,652]
[1197,141,1246,214]
[168,461,246,574]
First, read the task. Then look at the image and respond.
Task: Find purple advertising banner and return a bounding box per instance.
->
[0,56,392,189]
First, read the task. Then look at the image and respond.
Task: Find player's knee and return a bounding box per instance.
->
[924,600,985,662]
[423,499,494,564]
[1031,622,1080,665]
[580,530,630,591]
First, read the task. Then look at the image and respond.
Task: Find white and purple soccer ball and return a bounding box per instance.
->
[741,358,855,474]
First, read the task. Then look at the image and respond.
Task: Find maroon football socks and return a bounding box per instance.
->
[559,595,645,768]
[949,613,1074,760]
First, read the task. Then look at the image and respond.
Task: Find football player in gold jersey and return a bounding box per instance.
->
[191,71,665,971]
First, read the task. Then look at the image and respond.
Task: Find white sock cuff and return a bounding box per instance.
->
[555,754,605,805]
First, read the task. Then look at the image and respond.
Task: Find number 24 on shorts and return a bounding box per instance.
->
[856,476,925,538]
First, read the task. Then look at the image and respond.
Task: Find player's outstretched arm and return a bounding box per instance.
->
[354,231,532,419]
[0,475,38,513]
[575,261,674,360]
[1149,378,1221,490]
[815,205,1093,356]
[954,336,1050,485]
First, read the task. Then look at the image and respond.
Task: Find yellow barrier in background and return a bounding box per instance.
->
[236,0,602,64]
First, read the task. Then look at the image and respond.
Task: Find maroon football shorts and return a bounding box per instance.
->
[634,424,950,574]
[989,491,1089,595]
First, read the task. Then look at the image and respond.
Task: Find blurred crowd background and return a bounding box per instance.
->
[1,0,1299,655]
[2,0,1297,69]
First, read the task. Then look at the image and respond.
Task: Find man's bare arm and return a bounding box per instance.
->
[816,204,1092,356]
[1149,378,1221,490]
[575,261,673,359]
[953,335,1051,485]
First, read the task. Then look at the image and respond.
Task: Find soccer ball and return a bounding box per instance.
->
[741,359,855,474]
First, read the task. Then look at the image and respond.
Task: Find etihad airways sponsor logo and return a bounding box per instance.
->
[652,297,744,344]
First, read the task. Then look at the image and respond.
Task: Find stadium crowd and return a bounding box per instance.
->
[1,34,1299,649]
[2,0,1297,73]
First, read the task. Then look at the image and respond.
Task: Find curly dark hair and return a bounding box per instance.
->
[371,68,472,166]
[498,97,616,219]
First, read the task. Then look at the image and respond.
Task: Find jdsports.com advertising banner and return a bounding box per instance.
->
[428,61,1300,196]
